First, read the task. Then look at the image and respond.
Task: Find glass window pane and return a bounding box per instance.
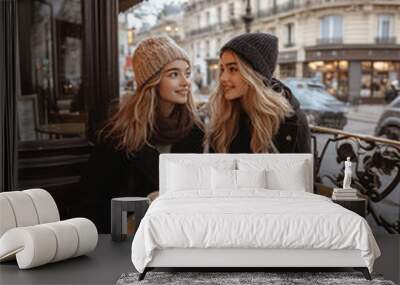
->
[382,20,390,38]
[229,3,235,18]
[332,16,342,38]
[378,15,392,38]
[206,11,210,26]
[217,6,222,24]
[17,0,86,142]
[320,16,329,39]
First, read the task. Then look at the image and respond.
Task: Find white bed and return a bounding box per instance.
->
[131,154,380,280]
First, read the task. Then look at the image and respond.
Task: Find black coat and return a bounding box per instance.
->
[216,80,311,154]
[79,125,204,233]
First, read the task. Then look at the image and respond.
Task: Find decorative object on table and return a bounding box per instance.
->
[111,197,150,242]
[343,156,353,190]
[116,271,395,285]
[0,189,98,269]
[332,157,359,200]
[332,198,367,218]
[332,188,359,200]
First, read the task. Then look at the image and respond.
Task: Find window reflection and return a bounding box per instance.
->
[18,0,86,141]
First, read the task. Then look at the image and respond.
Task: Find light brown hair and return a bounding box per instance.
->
[206,52,294,153]
[99,73,201,154]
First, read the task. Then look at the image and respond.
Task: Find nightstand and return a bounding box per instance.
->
[111,197,150,242]
[332,198,367,218]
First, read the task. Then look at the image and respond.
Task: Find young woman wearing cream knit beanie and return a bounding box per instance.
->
[80,36,204,233]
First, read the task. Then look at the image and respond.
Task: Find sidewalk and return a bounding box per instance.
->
[346,104,387,123]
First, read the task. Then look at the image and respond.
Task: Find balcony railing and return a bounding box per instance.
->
[375,37,397,44]
[276,1,300,13]
[316,37,343,45]
[255,2,299,19]
[253,0,400,20]
[186,18,239,37]
[187,25,214,37]
[284,42,296,48]
[311,125,400,234]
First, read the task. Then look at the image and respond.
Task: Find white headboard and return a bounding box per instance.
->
[159,154,314,195]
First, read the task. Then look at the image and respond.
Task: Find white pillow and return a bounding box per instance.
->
[237,169,267,189]
[211,168,236,190]
[266,164,307,191]
[167,162,211,191]
[237,159,310,192]
[165,159,236,192]
[211,169,267,190]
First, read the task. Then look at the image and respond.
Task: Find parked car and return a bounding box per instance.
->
[283,78,348,129]
[374,96,400,140]
[384,80,400,104]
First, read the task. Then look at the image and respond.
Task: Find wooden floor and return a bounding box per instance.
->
[0,234,398,285]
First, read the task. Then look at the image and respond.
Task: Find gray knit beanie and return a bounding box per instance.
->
[132,36,190,89]
[220,32,278,83]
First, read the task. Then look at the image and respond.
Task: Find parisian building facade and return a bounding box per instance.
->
[134,0,400,102]
[184,0,400,102]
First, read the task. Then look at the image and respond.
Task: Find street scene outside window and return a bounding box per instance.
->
[15,0,400,236]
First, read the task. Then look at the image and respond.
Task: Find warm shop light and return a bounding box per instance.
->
[373,61,389,71]
[308,61,324,70]
[339,61,348,70]
[210,64,219,70]
[127,29,134,45]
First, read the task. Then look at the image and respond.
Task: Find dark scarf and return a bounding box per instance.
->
[151,105,194,145]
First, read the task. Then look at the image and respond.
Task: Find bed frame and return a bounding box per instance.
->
[140,248,370,280]
[138,154,371,281]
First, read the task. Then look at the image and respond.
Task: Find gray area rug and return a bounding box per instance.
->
[116,271,396,285]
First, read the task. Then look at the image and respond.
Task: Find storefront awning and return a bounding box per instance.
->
[119,0,144,12]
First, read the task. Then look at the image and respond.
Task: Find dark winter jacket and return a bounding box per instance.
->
[215,79,311,154]
[79,125,204,233]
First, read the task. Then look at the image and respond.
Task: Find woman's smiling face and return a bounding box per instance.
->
[159,59,191,105]
[219,50,249,101]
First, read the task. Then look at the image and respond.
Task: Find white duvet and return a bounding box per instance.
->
[131,189,380,273]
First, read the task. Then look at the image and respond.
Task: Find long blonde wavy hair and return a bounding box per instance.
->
[206,52,294,153]
[99,72,202,154]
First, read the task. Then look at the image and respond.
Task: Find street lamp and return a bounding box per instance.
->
[242,0,254,33]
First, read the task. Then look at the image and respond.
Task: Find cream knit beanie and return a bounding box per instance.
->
[132,36,190,89]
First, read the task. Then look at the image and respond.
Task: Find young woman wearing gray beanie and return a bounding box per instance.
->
[80,36,204,233]
[205,32,310,153]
